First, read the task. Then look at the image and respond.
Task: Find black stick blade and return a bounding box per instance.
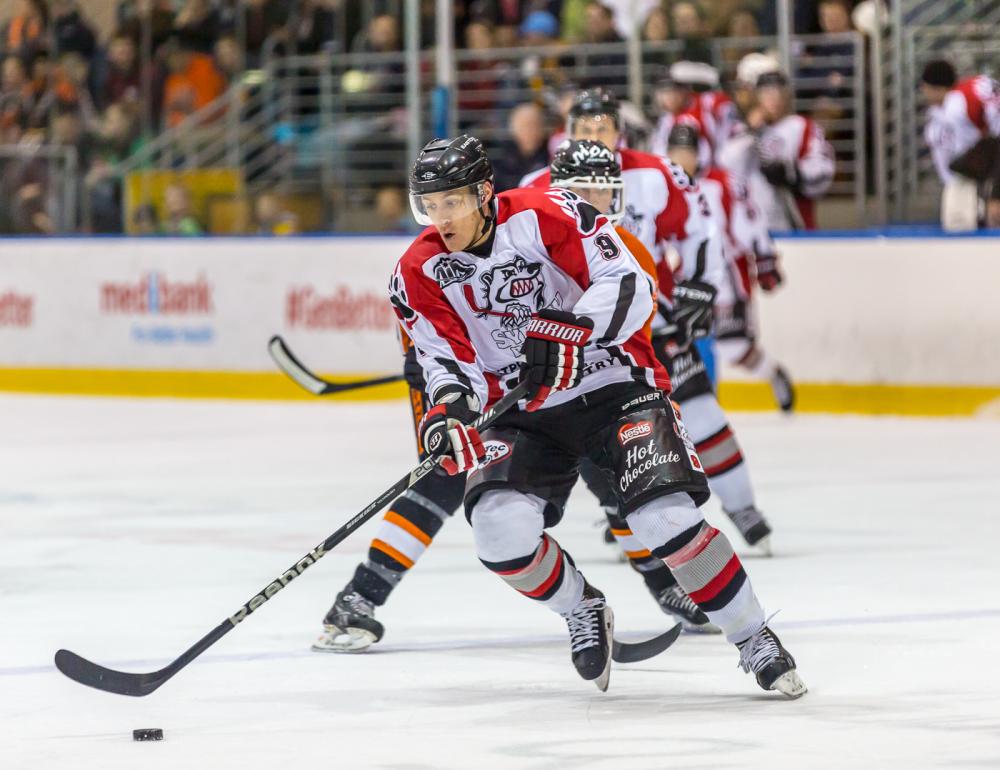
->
[611,624,682,664]
[54,649,170,697]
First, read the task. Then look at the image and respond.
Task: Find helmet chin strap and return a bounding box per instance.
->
[463,195,497,252]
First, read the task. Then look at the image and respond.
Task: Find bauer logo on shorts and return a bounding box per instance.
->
[617,421,653,446]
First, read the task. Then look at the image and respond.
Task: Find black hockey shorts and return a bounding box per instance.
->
[659,343,716,404]
[714,299,755,342]
[464,382,710,524]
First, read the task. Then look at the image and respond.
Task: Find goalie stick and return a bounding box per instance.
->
[53,380,679,697]
[268,335,403,396]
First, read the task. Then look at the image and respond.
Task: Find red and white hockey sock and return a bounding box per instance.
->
[626,493,764,643]
[471,489,584,614]
[682,394,755,513]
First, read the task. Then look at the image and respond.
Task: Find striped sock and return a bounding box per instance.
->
[607,517,677,593]
[480,533,584,615]
[659,522,764,643]
[351,487,451,605]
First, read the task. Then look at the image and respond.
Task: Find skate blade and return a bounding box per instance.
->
[753,536,773,557]
[311,628,377,653]
[594,608,614,692]
[772,669,808,699]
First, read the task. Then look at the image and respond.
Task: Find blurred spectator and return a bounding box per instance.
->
[670,1,706,39]
[373,185,414,233]
[131,202,159,234]
[798,0,855,130]
[85,101,140,232]
[643,7,671,42]
[493,101,549,191]
[93,31,141,111]
[33,52,98,129]
[723,10,761,70]
[253,191,298,234]
[560,0,590,42]
[161,38,225,128]
[288,0,339,55]
[233,0,292,67]
[458,21,500,127]
[581,2,627,89]
[213,34,244,84]
[0,56,33,124]
[519,10,559,46]
[50,0,96,58]
[162,182,203,235]
[116,0,177,53]
[2,0,49,62]
[546,80,579,156]
[172,0,222,55]
[345,14,404,100]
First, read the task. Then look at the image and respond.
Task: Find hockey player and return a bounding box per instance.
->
[748,69,835,230]
[920,59,1000,186]
[667,123,795,412]
[399,133,804,696]
[523,89,775,553]
[648,61,737,166]
[548,138,719,633]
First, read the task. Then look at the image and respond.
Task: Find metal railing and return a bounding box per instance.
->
[0,144,78,234]
[97,32,869,231]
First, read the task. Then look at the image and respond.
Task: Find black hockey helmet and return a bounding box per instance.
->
[409,134,494,196]
[408,135,496,227]
[550,139,625,223]
[568,88,622,134]
[667,122,700,150]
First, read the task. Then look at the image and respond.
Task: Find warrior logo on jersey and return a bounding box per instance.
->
[465,255,562,350]
[545,189,602,236]
[433,256,476,288]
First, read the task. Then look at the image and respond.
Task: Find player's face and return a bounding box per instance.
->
[655,86,688,115]
[756,85,787,121]
[569,185,614,214]
[919,82,948,107]
[572,115,620,152]
[414,185,488,251]
[668,146,699,177]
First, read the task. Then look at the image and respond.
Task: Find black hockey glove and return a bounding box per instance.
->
[664,279,717,351]
[419,388,484,475]
[761,161,801,192]
[754,252,783,292]
[402,346,426,391]
[520,308,594,413]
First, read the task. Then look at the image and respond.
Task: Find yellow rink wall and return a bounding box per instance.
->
[2,233,999,417]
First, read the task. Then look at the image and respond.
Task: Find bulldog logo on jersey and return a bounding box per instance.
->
[464,256,562,350]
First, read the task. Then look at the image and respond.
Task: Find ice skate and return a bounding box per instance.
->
[312,584,385,653]
[770,366,795,413]
[737,624,806,699]
[725,505,773,555]
[561,582,614,691]
[655,584,721,634]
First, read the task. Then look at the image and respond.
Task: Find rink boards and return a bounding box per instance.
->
[1,232,999,416]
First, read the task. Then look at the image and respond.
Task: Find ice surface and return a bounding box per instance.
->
[1,394,999,769]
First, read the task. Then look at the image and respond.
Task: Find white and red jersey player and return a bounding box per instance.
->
[390,186,667,410]
[650,91,739,169]
[519,147,726,305]
[924,75,1000,184]
[698,166,775,308]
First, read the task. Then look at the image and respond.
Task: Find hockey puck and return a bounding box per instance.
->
[132,728,163,742]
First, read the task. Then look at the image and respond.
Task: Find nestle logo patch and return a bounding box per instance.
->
[618,421,653,446]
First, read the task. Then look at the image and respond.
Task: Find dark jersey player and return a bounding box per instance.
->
[394,133,805,697]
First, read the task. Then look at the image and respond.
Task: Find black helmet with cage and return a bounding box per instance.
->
[408,135,496,238]
[549,139,626,223]
[667,122,700,151]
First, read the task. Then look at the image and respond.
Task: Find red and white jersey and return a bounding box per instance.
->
[649,91,738,167]
[754,114,835,230]
[520,147,726,295]
[924,75,1000,184]
[390,187,668,410]
[698,167,775,305]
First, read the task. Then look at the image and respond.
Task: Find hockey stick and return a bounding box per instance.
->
[268,335,403,396]
[54,381,530,697]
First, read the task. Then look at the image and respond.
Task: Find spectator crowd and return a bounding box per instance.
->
[0,0,899,234]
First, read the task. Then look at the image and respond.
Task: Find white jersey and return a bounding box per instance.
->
[391,187,668,410]
[521,147,726,294]
[649,91,738,168]
[924,75,1000,184]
